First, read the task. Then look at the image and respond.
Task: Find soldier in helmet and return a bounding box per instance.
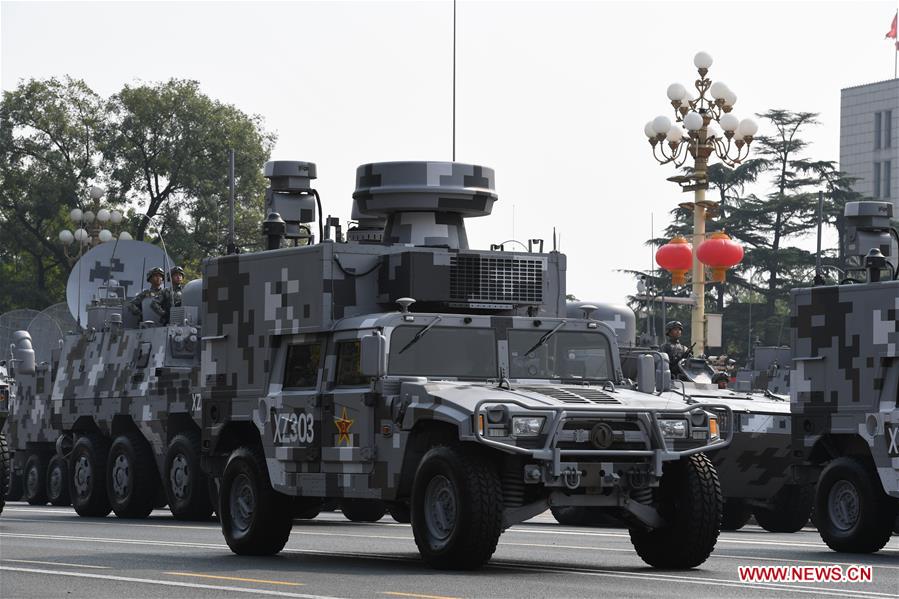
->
[661,320,689,380]
[154,266,185,325]
[129,267,166,322]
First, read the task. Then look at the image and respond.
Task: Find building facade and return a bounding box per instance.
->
[840,79,899,214]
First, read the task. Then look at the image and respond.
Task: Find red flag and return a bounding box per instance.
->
[887,11,897,40]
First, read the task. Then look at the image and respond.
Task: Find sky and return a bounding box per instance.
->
[2,0,897,304]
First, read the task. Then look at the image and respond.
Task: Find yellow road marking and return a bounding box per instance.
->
[2,558,110,569]
[165,572,305,587]
[382,593,461,599]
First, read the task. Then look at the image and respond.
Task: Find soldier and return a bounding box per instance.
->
[154,266,185,324]
[129,267,166,321]
[660,320,689,380]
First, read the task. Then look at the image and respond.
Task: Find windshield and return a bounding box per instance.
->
[388,326,498,379]
[509,330,614,381]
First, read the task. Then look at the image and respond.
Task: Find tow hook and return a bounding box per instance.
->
[562,467,582,490]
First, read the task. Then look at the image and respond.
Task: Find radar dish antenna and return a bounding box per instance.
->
[65,240,172,325]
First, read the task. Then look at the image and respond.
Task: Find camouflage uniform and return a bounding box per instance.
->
[154,267,184,326]
[129,267,165,320]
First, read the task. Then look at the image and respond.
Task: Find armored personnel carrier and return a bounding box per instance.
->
[200,160,732,570]
[0,362,12,514]
[792,201,899,553]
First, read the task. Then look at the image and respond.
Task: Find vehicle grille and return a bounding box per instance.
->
[449,254,544,304]
[517,386,619,404]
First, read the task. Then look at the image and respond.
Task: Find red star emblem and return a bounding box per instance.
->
[334,407,354,446]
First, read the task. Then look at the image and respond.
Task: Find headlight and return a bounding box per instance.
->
[511,416,545,436]
[659,418,687,439]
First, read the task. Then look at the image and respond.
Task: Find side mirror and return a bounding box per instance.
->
[360,331,386,378]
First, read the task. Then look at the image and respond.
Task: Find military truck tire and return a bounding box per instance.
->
[629,453,722,569]
[341,499,386,522]
[164,432,213,520]
[720,499,752,531]
[411,445,503,570]
[7,470,23,502]
[71,435,112,517]
[107,433,158,519]
[220,446,293,556]
[0,434,9,514]
[754,484,813,533]
[388,502,411,524]
[23,452,49,505]
[814,457,895,553]
[46,455,71,506]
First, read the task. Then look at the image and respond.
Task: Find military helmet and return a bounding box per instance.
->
[665,320,684,334]
[146,267,165,282]
[169,266,185,278]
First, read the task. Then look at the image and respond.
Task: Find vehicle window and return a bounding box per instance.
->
[508,330,613,381]
[335,340,368,386]
[388,326,497,379]
[283,342,322,388]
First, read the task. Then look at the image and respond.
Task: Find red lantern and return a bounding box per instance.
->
[655,236,693,286]
[697,231,743,283]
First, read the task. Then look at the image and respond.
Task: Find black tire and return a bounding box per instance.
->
[411,445,503,570]
[720,498,752,531]
[23,452,48,505]
[0,434,9,515]
[107,433,158,519]
[7,470,23,502]
[164,432,213,520]
[341,499,386,522]
[629,453,722,569]
[46,455,71,506]
[293,497,322,520]
[70,434,112,517]
[754,484,813,533]
[220,446,293,555]
[388,502,411,524]
[550,506,623,527]
[813,457,895,553]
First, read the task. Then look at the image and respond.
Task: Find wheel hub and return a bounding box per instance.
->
[230,473,255,534]
[25,463,39,496]
[112,454,131,499]
[74,456,91,498]
[170,454,190,500]
[828,480,860,532]
[423,474,457,546]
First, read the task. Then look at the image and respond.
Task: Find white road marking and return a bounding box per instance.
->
[0,566,344,599]
[1,558,110,569]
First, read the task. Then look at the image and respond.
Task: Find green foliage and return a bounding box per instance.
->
[0,77,274,311]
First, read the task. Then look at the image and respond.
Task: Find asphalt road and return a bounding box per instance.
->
[0,502,896,599]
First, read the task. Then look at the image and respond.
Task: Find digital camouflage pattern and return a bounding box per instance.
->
[6,355,58,479]
[791,280,899,499]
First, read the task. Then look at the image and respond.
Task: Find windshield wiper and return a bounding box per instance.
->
[523,320,566,357]
[398,315,442,354]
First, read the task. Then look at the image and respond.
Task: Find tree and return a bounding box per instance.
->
[104,79,275,266]
[0,77,109,311]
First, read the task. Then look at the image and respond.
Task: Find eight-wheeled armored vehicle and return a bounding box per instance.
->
[791,201,899,553]
[199,160,731,570]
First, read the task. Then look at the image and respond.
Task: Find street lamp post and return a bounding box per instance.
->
[58,186,129,266]
[645,51,757,355]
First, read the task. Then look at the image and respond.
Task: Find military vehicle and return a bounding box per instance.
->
[198,159,732,570]
[9,239,216,521]
[792,200,899,553]
[545,311,810,534]
[0,362,12,515]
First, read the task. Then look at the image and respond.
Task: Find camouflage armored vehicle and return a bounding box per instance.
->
[200,160,732,570]
[4,335,71,507]
[0,362,12,514]
[549,306,810,534]
[792,201,899,553]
